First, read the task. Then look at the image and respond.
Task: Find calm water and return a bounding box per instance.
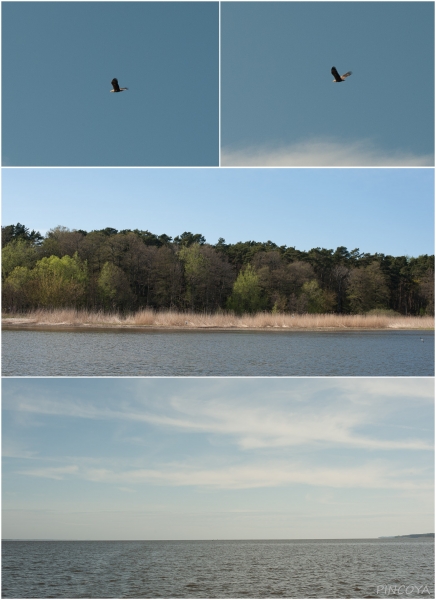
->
[2,539,434,598]
[2,328,434,376]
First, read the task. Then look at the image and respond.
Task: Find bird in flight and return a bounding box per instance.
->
[331,67,352,83]
[110,78,128,93]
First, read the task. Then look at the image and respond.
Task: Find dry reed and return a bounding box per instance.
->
[2,308,434,330]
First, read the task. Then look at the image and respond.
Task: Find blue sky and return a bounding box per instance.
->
[2,378,433,540]
[221,2,434,166]
[2,2,218,166]
[2,167,434,257]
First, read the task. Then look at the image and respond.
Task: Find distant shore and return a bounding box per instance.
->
[379,533,435,539]
[2,309,434,331]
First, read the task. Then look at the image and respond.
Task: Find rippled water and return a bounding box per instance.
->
[2,328,434,376]
[2,539,434,598]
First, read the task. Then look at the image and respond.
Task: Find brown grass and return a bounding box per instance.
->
[2,308,434,330]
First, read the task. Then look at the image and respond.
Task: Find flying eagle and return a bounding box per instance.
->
[331,67,352,83]
[110,78,128,93]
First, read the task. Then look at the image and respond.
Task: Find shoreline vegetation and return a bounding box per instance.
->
[2,224,434,319]
[2,309,434,331]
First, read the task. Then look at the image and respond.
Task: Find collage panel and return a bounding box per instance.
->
[2,1,219,167]
[221,1,434,167]
[2,167,434,377]
[1,1,435,599]
[2,377,434,598]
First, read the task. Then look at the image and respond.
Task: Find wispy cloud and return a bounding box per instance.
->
[221,138,434,167]
[19,461,432,491]
[4,379,433,452]
[18,465,79,480]
[2,441,38,460]
[158,397,432,452]
[2,378,434,504]
[330,378,434,401]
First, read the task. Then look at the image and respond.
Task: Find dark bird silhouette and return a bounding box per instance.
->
[111,78,128,93]
[331,66,352,83]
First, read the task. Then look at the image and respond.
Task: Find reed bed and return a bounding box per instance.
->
[2,308,434,330]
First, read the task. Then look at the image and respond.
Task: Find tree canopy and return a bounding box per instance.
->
[2,224,433,316]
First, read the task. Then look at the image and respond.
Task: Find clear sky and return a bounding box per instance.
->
[2,378,433,540]
[2,167,434,257]
[221,2,434,166]
[2,2,219,166]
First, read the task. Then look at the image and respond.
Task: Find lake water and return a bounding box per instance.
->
[2,539,434,598]
[2,328,434,377]
[2,328,434,376]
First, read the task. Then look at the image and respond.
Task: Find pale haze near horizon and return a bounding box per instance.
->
[2,167,434,258]
[2,378,434,540]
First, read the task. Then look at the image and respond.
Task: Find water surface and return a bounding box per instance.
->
[2,328,433,376]
[2,539,434,598]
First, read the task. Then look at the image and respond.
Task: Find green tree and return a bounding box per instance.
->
[227,264,264,314]
[300,280,336,313]
[417,268,434,315]
[32,254,88,308]
[347,262,390,313]
[174,232,206,247]
[1,223,43,248]
[179,244,209,309]
[2,239,39,279]
[40,226,85,259]
[98,262,134,310]
[3,266,33,311]
[152,246,184,308]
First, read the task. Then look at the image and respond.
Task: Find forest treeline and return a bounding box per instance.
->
[2,223,434,316]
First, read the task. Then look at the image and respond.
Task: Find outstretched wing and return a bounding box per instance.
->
[111,78,120,92]
[341,71,352,79]
[331,67,342,82]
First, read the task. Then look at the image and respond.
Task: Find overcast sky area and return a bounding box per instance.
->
[2,2,218,166]
[2,167,434,257]
[221,2,434,166]
[2,378,433,540]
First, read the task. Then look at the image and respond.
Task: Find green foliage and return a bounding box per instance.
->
[300,280,336,314]
[5,266,32,291]
[31,254,88,308]
[347,262,390,313]
[98,262,134,310]
[179,244,208,279]
[227,264,264,314]
[271,302,281,314]
[2,240,39,279]
[179,244,209,308]
[130,230,172,247]
[1,223,43,248]
[2,266,33,311]
[1,224,434,316]
[98,227,119,237]
[174,232,206,247]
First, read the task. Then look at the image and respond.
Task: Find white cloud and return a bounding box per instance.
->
[5,379,433,453]
[158,395,433,452]
[221,139,434,167]
[2,441,38,460]
[56,461,434,491]
[18,465,79,480]
[332,378,435,401]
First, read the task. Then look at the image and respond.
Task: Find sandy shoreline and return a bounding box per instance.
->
[2,318,434,333]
